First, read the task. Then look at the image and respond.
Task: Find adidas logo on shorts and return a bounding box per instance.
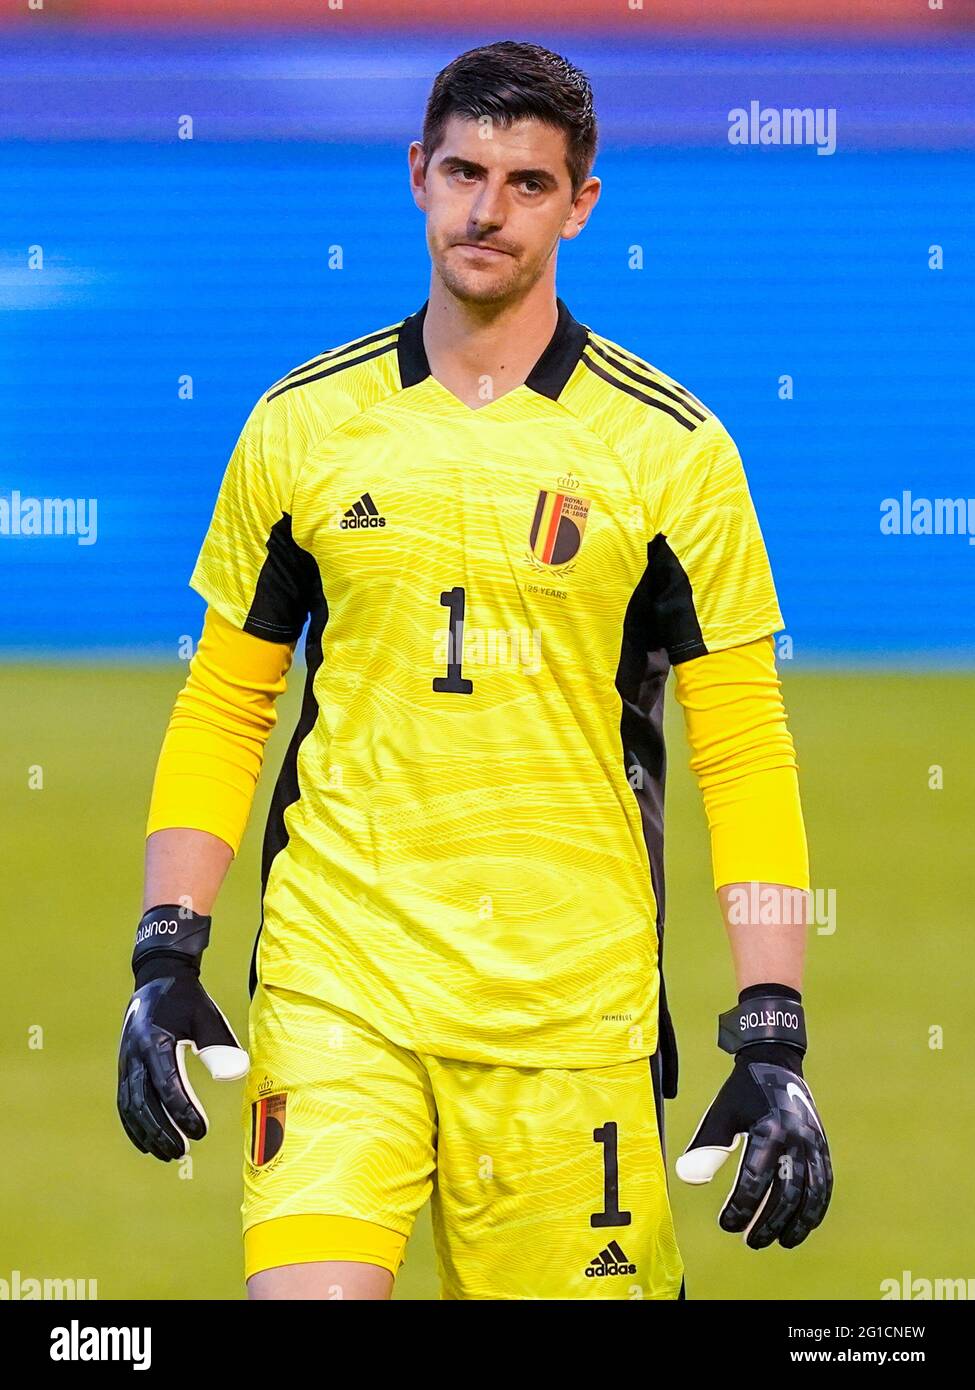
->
[340,492,386,529]
[585,1240,637,1278]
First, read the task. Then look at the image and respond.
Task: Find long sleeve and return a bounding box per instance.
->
[146,606,295,855]
[673,634,809,891]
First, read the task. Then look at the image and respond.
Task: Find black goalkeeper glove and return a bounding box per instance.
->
[675,984,833,1249]
[117,905,248,1162]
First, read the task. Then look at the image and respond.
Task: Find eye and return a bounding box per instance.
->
[521,179,544,195]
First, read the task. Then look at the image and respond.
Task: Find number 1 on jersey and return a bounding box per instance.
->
[433,586,474,695]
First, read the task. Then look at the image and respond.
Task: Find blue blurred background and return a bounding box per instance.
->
[2,7,973,664]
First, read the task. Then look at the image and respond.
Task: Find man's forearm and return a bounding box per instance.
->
[143,827,234,915]
[718,881,808,993]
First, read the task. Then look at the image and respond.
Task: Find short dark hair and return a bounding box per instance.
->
[422,41,598,196]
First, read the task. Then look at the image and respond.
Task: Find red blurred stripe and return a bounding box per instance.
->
[13,0,954,29]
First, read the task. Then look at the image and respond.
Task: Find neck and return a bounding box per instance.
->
[422,275,560,408]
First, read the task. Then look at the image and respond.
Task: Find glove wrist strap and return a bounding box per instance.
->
[718,993,807,1056]
[132,904,211,974]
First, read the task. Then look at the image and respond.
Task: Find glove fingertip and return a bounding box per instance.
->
[779,1229,808,1250]
[183,1115,207,1142]
[719,1207,748,1233]
[198,1045,250,1082]
[675,1155,711,1186]
[675,1145,735,1185]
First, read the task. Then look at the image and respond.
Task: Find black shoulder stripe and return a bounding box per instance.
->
[589,335,707,413]
[581,352,699,431]
[270,324,404,392]
[585,340,707,423]
[620,531,708,665]
[266,341,397,402]
[244,512,319,641]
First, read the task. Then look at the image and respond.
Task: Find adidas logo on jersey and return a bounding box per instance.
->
[340,492,386,529]
[585,1240,637,1278]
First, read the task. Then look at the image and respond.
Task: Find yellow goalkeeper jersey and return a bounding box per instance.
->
[190,299,784,1069]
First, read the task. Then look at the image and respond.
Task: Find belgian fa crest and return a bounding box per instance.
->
[526,482,592,575]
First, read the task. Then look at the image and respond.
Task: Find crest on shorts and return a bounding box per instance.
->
[250,1092,287,1166]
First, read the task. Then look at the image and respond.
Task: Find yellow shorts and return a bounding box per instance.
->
[242,982,683,1300]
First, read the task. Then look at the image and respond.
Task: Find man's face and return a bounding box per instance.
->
[410,115,598,306]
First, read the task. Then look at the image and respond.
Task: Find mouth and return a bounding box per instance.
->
[453,243,512,259]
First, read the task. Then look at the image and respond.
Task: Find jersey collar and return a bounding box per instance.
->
[397,297,589,402]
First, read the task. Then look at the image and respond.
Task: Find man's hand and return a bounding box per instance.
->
[117,906,248,1162]
[675,988,832,1249]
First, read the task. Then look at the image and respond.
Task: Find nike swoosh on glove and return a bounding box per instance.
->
[675,1042,833,1249]
[117,954,248,1162]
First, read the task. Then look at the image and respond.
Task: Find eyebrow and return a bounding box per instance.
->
[438,155,559,189]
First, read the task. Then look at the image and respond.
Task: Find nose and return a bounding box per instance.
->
[469,175,506,233]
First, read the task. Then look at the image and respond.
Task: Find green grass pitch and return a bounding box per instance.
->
[2,662,972,1299]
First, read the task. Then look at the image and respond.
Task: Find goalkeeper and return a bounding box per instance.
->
[115,38,832,1299]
